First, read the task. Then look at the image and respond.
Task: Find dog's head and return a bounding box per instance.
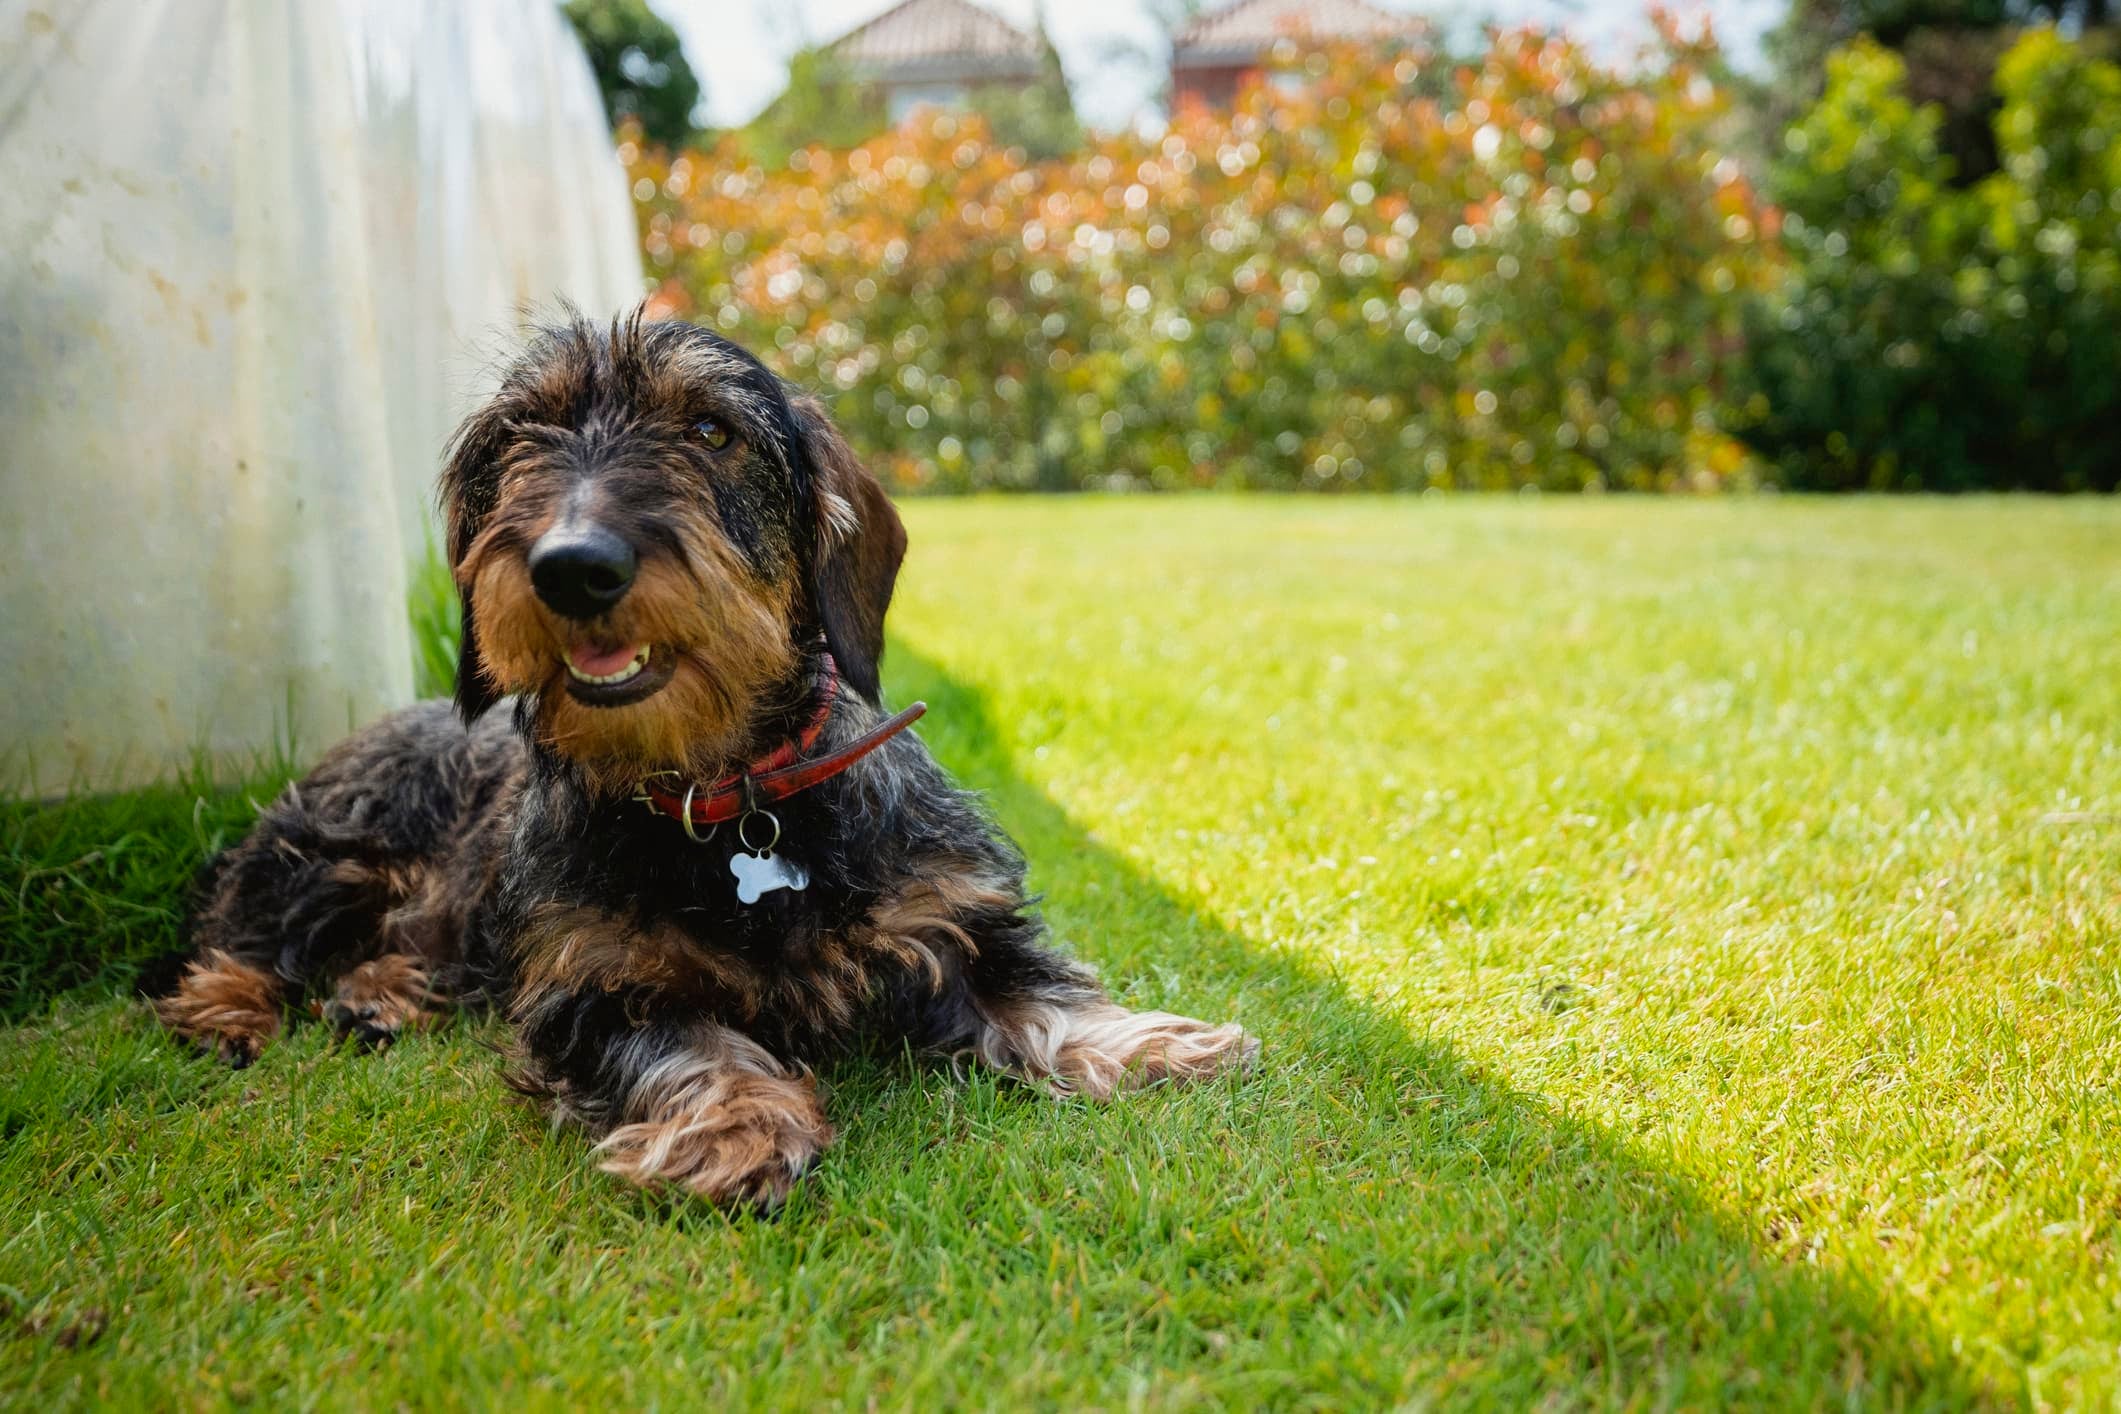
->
[440,313,904,789]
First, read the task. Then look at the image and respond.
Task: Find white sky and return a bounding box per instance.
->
[663,0,1783,133]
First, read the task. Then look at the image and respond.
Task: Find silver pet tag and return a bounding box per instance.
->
[731,808,807,904]
[731,849,808,904]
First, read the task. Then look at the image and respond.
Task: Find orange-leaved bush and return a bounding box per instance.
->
[628,27,1777,492]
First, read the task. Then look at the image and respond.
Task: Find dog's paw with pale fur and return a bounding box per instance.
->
[1061,1010,1260,1100]
[982,1001,1261,1101]
[594,1067,834,1209]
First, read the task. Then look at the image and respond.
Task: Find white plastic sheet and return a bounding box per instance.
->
[0,1,644,792]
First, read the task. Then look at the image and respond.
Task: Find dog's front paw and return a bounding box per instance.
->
[321,956,436,1050]
[1067,1009,1260,1099]
[153,950,284,1068]
[594,1068,833,1209]
[987,1001,1261,1100]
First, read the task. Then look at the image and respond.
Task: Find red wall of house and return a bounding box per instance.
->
[1171,64,1256,111]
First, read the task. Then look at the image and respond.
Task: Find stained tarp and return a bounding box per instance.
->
[0,1,644,792]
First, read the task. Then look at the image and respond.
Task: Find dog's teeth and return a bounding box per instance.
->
[566,648,650,686]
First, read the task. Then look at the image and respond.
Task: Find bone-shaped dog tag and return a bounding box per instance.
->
[731,850,808,904]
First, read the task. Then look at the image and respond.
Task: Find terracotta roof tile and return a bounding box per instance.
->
[828,0,1042,82]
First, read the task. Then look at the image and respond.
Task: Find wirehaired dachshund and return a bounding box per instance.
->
[158,313,1258,1206]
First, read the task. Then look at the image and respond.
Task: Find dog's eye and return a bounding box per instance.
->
[697,418,732,451]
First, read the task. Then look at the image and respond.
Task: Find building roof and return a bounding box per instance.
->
[827,0,1043,85]
[1172,0,1420,68]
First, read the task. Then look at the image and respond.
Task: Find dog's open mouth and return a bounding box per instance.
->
[562,640,674,706]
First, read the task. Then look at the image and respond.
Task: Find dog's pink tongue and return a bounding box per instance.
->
[568,641,642,676]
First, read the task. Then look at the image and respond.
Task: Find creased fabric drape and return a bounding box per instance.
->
[0,0,643,792]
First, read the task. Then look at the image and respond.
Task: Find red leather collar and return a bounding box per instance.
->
[635,657,925,832]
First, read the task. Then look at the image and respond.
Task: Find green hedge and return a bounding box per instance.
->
[1733,31,2121,491]
[629,30,1774,492]
[625,29,2117,493]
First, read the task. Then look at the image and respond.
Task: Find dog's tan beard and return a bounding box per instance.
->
[462,521,798,798]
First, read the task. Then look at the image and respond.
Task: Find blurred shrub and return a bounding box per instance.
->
[627,29,1773,492]
[1734,30,2121,490]
[743,47,890,168]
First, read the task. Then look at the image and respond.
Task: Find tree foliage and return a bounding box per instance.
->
[977,17,1084,161]
[563,0,703,148]
[1763,0,2115,183]
[742,47,888,168]
[1733,31,2121,490]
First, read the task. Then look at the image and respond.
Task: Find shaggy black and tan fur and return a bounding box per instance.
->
[158,313,1256,1206]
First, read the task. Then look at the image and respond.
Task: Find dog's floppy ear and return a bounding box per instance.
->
[436,402,510,723]
[789,392,905,704]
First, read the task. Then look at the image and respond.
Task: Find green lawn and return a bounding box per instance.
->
[4,497,2118,1409]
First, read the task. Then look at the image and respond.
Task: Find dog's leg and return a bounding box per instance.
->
[511,991,831,1208]
[163,705,508,1065]
[154,947,286,1068]
[970,977,1261,1100]
[316,853,486,1048]
[158,819,318,1066]
[883,863,1259,1099]
[321,954,438,1050]
[166,835,437,1065]
[592,1026,832,1206]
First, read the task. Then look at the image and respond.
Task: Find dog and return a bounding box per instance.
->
[155,313,1258,1206]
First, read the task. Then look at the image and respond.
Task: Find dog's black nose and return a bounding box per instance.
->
[528,525,638,620]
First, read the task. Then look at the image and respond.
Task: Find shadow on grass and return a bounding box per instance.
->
[870,642,1986,1406]
[1,766,300,1023]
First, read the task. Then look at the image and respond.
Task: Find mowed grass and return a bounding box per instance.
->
[4,497,2118,1409]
